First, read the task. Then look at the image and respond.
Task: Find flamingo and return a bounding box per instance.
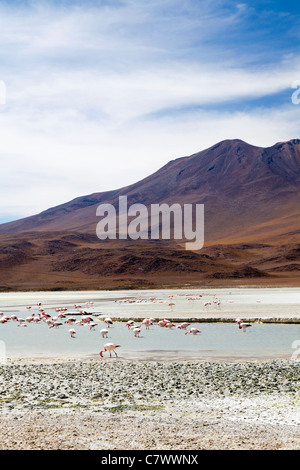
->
[69,329,76,338]
[165,321,176,328]
[104,317,113,328]
[82,315,94,324]
[50,321,63,329]
[185,327,201,335]
[142,318,152,329]
[236,319,252,332]
[176,322,190,330]
[64,317,76,324]
[42,312,51,319]
[132,327,141,337]
[100,328,109,338]
[99,343,121,358]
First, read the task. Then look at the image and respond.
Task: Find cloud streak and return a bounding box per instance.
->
[0,0,299,221]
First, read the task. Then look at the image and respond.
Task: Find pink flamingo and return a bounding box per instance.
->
[99,343,121,358]
[100,328,109,338]
[142,318,153,329]
[81,315,94,324]
[64,317,76,324]
[132,327,141,337]
[185,327,201,335]
[104,317,113,328]
[50,321,63,329]
[165,321,176,328]
[69,329,76,338]
[42,312,51,319]
[236,319,252,332]
[176,322,190,330]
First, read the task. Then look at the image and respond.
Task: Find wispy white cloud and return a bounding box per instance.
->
[0,0,299,221]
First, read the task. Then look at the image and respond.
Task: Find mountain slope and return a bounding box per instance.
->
[0,138,299,290]
[0,138,299,245]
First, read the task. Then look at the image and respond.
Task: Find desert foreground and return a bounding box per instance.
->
[0,358,299,450]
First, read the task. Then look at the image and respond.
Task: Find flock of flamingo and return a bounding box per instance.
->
[98,316,251,357]
[99,317,203,357]
[0,294,253,358]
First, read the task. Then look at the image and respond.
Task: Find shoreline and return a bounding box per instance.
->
[1,287,300,323]
[97,316,300,323]
[2,349,295,364]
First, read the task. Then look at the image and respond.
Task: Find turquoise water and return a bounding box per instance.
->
[0,289,299,360]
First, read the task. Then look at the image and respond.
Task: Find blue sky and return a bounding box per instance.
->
[0,0,299,222]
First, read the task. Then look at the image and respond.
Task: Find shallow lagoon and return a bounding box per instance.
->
[0,288,299,360]
[0,318,299,361]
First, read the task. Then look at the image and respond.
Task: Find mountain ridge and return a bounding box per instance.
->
[0,137,299,290]
[1,137,299,245]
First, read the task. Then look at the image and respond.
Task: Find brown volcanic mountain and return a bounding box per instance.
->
[0,138,299,290]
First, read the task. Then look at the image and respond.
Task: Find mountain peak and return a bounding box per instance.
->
[0,138,299,243]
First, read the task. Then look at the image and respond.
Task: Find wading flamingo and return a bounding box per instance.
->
[69,329,76,338]
[132,327,141,337]
[176,322,190,330]
[142,318,152,329]
[236,319,252,332]
[185,327,201,335]
[65,317,76,324]
[99,343,121,358]
[165,321,176,328]
[100,328,109,338]
[104,317,113,328]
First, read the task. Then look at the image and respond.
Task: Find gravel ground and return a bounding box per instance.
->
[0,358,299,450]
